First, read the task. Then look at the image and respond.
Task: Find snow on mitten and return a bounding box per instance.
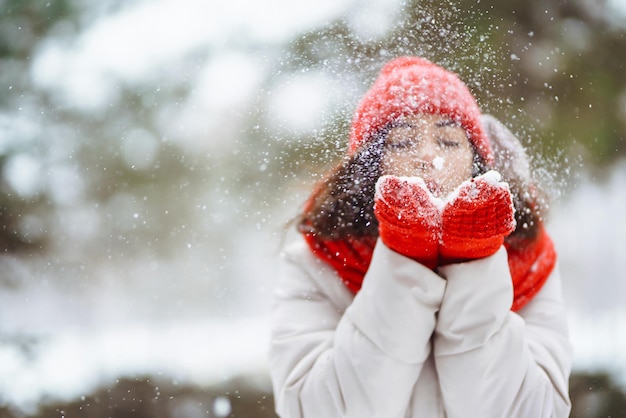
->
[374,175,442,269]
[440,171,516,264]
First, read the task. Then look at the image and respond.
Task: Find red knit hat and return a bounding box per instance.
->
[349,56,494,166]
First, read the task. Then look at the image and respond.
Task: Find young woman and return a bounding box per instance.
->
[269,56,572,418]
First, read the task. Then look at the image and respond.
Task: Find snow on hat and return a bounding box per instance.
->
[349,56,494,166]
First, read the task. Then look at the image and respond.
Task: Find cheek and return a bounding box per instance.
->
[450,153,473,174]
[441,152,474,182]
[381,154,415,175]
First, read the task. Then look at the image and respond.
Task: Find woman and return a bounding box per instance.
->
[269,56,572,418]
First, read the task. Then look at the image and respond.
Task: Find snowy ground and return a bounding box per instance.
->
[0,314,272,409]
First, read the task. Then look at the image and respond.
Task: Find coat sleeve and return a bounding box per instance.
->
[433,247,572,418]
[269,240,446,418]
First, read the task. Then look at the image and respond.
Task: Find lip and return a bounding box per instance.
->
[425,178,443,197]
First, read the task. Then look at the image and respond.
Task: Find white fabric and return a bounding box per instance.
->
[481,114,532,186]
[269,238,572,418]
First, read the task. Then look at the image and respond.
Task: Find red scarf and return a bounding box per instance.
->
[303,225,556,312]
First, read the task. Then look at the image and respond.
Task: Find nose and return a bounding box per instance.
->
[417,139,438,165]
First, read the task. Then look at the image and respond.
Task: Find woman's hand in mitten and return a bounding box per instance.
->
[439,171,516,264]
[374,175,442,269]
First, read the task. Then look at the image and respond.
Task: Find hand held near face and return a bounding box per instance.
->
[439,171,516,264]
[374,175,442,269]
[374,171,515,268]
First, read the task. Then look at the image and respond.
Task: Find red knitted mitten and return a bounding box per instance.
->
[374,175,442,269]
[440,171,516,264]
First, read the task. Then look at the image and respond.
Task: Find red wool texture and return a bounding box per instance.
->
[349,56,494,166]
[374,176,441,270]
[506,226,556,311]
[439,176,517,264]
[304,223,556,312]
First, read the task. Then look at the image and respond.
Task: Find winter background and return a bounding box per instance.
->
[1,0,626,416]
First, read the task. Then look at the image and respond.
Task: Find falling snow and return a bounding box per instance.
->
[1,0,626,413]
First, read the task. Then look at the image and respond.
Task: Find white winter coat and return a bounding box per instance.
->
[269,238,572,418]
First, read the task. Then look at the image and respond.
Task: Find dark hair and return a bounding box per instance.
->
[297,132,386,240]
[298,125,546,246]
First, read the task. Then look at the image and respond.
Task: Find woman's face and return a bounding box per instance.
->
[381,113,475,198]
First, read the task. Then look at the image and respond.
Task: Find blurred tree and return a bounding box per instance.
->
[0,0,76,253]
[0,0,214,260]
[569,371,626,417]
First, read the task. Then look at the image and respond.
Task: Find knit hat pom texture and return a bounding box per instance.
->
[349,56,494,165]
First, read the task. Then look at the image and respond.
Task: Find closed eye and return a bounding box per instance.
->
[438,138,460,148]
[387,139,416,150]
